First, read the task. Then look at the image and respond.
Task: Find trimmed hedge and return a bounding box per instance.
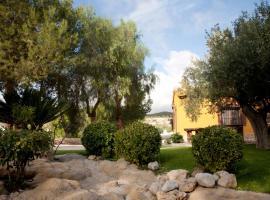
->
[192,126,243,173]
[81,121,116,158]
[115,122,161,166]
[171,133,184,143]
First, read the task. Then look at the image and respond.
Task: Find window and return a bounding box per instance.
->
[220,107,242,126]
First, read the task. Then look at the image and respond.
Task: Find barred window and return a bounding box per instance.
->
[221,108,242,126]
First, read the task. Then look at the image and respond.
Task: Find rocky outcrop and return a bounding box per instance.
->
[1,155,270,200]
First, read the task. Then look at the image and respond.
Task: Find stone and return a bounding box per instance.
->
[161,180,178,192]
[195,173,216,188]
[126,188,155,200]
[156,190,187,200]
[213,174,219,182]
[215,171,237,188]
[148,161,159,170]
[54,153,86,162]
[100,192,125,200]
[13,178,81,200]
[88,155,96,160]
[189,186,270,200]
[167,169,189,181]
[179,177,197,192]
[149,181,162,195]
[60,190,98,200]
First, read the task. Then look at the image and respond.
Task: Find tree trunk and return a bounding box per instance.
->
[242,105,270,149]
[115,92,123,129]
[86,98,100,122]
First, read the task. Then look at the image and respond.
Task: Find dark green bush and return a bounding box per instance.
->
[81,121,116,158]
[114,122,161,166]
[0,130,52,191]
[192,126,243,173]
[171,133,184,143]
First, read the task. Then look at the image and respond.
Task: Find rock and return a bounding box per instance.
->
[195,173,216,188]
[179,177,197,192]
[88,155,96,160]
[215,171,237,188]
[157,190,187,200]
[161,180,178,192]
[213,174,219,182]
[157,174,168,185]
[149,181,162,195]
[116,159,129,170]
[191,167,204,177]
[100,192,125,200]
[167,169,189,181]
[189,186,270,200]
[13,178,81,200]
[54,154,86,162]
[60,190,99,200]
[126,188,155,200]
[148,161,159,170]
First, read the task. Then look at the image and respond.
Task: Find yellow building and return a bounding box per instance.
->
[172,90,255,143]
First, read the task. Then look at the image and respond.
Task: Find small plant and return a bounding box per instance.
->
[114,121,161,166]
[171,133,184,143]
[0,130,52,191]
[192,125,243,173]
[81,121,116,158]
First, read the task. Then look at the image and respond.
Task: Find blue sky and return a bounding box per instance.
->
[74,0,261,113]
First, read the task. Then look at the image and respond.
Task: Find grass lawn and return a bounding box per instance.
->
[56,144,270,193]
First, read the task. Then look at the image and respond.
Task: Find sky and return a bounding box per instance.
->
[74,0,261,113]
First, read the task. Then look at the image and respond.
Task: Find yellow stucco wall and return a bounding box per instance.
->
[172,91,218,141]
[172,90,255,142]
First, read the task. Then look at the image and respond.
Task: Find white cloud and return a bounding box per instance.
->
[150,50,198,113]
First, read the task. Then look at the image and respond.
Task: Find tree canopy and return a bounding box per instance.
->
[0,0,156,134]
[181,2,270,149]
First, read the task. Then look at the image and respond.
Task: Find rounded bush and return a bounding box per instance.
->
[81,121,116,158]
[171,133,184,143]
[115,122,161,166]
[192,126,243,173]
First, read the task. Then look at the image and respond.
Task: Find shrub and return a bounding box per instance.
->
[114,122,161,166]
[192,126,243,173]
[81,121,116,158]
[0,130,52,191]
[165,138,172,144]
[171,133,184,143]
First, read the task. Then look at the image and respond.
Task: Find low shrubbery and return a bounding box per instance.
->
[114,121,161,166]
[81,121,116,158]
[192,125,243,173]
[0,130,52,191]
[171,133,184,143]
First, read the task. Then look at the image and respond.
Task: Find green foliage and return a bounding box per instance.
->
[171,133,184,143]
[114,122,161,166]
[0,88,68,130]
[81,121,117,158]
[192,126,243,173]
[0,129,52,191]
[181,2,270,148]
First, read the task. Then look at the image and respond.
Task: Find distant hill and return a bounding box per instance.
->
[147,111,172,117]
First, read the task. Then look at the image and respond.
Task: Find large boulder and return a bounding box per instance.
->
[149,181,162,195]
[161,180,179,192]
[13,178,81,200]
[195,173,216,188]
[215,171,237,189]
[189,186,270,200]
[167,169,189,181]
